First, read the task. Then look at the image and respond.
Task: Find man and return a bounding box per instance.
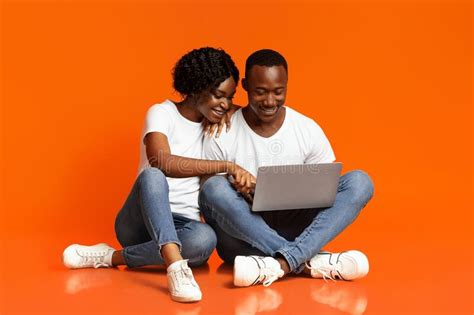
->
[199,49,374,287]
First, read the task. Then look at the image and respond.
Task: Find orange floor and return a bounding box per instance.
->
[1,226,472,315]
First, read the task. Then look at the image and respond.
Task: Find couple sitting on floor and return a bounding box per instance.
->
[63,47,374,303]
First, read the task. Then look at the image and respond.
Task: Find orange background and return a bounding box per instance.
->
[1,0,472,314]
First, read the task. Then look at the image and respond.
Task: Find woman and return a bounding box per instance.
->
[62,47,254,303]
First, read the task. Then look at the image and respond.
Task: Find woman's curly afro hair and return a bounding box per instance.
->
[172,47,239,97]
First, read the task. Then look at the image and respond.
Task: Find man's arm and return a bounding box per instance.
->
[304,120,336,164]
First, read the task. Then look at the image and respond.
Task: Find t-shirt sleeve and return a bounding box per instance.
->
[202,135,227,161]
[305,120,336,164]
[142,105,172,143]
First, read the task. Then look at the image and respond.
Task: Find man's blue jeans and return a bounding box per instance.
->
[198,170,374,273]
[115,168,217,268]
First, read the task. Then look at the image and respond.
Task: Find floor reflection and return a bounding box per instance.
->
[63,262,366,315]
[234,288,283,315]
[174,305,202,315]
[310,282,368,315]
[64,269,114,294]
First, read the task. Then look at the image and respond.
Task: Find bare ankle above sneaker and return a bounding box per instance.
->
[275,257,291,275]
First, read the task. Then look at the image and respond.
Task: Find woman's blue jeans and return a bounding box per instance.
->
[115,168,217,268]
[198,170,374,273]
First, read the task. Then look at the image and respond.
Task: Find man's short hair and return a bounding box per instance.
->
[245,49,288,78]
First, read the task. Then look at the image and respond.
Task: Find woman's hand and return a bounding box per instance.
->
[227,163,256,196]
[202,115,227,138]
[203,104,241,138]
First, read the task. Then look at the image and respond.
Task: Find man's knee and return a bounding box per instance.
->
[201,176,230,197]
[345,170,374,205]
[199,175,233,209]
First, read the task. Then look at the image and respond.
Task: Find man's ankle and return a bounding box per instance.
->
[111,250,125,266]
[275,257,291,275]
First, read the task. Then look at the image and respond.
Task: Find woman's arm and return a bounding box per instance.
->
[145,132,230,177]
[145,132,253,192]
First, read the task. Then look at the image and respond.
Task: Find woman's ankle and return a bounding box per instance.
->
[161,243,183,266]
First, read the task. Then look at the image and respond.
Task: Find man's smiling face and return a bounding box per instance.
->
[243,65,288,123]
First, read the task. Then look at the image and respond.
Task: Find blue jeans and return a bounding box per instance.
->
[115,168,217,268]
[198,170,374,273]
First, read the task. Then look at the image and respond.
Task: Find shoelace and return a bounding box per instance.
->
[253,257,284,287]
[173,262,196,288]
[260,267,283,287]
[305,261,342,282]
[77,249,110,268]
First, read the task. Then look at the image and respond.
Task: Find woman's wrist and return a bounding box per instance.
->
[225,161,236,174]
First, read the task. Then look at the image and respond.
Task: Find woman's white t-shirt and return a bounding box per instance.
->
[138,100,203,221]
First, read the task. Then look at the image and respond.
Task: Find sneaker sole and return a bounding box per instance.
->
[171,294,202,303]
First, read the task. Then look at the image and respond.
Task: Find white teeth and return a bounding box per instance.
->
[260,107,277,113]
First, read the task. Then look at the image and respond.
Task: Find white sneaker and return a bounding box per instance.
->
[234,256,284,287]
[63,243,115,269]
[167,260,202,303]
[307,250,369,281]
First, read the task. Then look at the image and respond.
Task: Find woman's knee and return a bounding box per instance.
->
[137,167,169,192]
[183,223,217,266]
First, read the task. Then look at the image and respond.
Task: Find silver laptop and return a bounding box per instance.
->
[251,162,343,212]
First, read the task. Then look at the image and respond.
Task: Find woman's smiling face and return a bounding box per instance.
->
[196,76,237,123]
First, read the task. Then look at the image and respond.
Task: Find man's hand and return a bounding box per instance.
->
[240,190,254,204]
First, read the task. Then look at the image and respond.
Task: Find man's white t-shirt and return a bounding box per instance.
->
[138,100,203,221]
[203,106,336,176]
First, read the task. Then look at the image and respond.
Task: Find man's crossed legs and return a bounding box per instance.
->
[199,170,374,286]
